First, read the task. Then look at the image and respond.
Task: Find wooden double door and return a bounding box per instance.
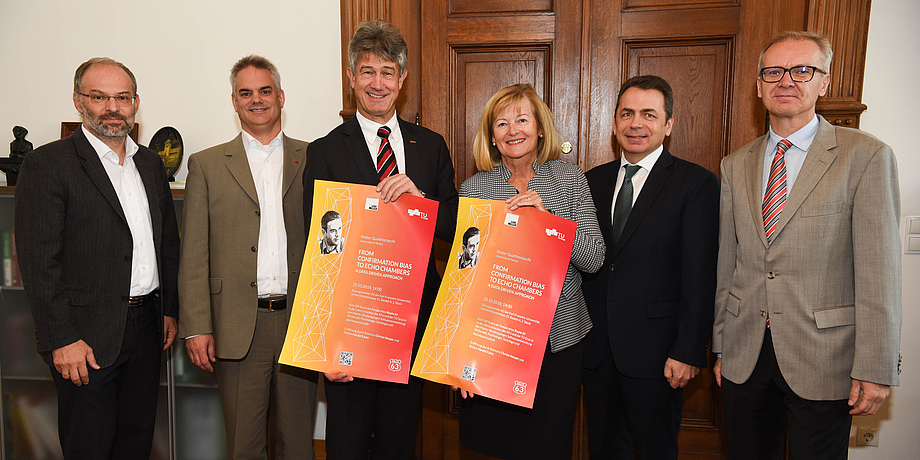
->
[339,0,871,458]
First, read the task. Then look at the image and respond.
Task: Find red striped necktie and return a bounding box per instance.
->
[763,139,791,243]
[376,126,398,182]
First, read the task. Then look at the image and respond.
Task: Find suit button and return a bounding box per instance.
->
[255,211,260,216]
[609,264,616,272]
[122,295,130,301]
[124,256,131,262]
[251,282,257,287]
[251,246,257,252]
[767,272,775,279]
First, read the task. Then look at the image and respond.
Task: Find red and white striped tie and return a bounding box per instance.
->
[376,126,398,182]
[762,139,791,243]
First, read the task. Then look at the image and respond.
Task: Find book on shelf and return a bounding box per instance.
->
[3,229,11,287]
[11,229,21,286]
[2,229,21,287]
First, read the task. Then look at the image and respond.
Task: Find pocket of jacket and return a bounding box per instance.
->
[813,305,856,329]
[65,287,91,307]
[209,278,222,295]
[724,292,741,317]
[801,200,845,217]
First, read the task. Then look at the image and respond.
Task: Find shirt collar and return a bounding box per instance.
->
[82,125,139,162]
[621,144,664,171]
[768,115,819,153]
[356,110,399,146]
[241,129,284,154]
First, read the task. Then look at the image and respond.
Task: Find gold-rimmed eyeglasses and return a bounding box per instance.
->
[77,92,136,107]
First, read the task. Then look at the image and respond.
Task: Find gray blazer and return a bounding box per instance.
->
[178,134,307,359]
[15,128,180,367]
[713,116,901,400]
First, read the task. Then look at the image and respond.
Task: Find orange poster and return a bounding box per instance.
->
[280,180,438,383]
[411,197,576,408]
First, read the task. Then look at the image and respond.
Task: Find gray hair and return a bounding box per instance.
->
[348,20,408,74]
[230,55,282,94]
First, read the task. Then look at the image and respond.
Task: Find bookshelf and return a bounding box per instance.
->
[0,188,228,460]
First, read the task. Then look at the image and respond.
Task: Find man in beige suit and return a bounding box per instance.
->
[713,31,901,460]
[179,55,317,459]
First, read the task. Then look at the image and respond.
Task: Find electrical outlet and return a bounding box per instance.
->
[856,426,880,447]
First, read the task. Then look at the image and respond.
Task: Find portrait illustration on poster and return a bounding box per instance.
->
[412,197,576,408]
[280,180,438,383]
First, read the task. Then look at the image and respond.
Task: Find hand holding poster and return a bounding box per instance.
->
[280,180,438,383]
[411,197,575,408]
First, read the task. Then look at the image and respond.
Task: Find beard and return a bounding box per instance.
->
[80,101,135,140]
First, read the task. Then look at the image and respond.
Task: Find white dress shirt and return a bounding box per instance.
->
[241,130,288,297]
[82,125,158,296]
[355,111,406,175]
[610,145,664,227]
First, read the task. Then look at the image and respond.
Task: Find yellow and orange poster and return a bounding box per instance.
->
[280,180,438,383]
[411,197,576,408]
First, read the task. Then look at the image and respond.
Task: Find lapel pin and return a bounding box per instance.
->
[409,140,417,144]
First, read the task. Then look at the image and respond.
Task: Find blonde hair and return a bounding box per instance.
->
[472,84,561,171]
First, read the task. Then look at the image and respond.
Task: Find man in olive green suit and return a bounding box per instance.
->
[713,32,901,460]
[179,55,317,459]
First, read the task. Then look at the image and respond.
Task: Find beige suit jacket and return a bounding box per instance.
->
[713,116,901,400]
[178,134,308,359]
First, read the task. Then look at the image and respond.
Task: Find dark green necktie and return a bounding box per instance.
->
[612,165,641,243]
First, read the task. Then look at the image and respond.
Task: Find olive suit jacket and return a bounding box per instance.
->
[178,134,307,358]
[713,116,901,400]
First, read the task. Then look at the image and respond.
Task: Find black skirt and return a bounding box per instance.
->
[459,340,584,460]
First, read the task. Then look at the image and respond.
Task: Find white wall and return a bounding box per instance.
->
[849,0,920,457]
[0,0,343,181]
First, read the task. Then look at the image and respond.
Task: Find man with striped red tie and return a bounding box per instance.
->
[302,19,459,459]
[713,31,902,460]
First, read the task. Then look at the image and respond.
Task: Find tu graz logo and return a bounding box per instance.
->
[544,228,566,241]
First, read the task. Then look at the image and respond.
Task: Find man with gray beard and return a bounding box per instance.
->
[15,57,180,458]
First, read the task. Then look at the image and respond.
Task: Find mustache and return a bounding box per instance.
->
[98,111,129,123]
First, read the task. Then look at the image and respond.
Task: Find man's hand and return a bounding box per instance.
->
[163,316,178,350]
[664,358,700,389]
[713,357,722,387]
[53,340,99,386]
[186,334,216,372]
[324,372,354,383]
[377,174,423,203]
[848,379,891,416]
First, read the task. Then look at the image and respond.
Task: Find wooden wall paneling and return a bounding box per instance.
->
[730,0,776,148]
[624,39,733,173]
[583,0,624,169]
[339,0,421,122]
[452,48,548,184]
[808,0,871,127]
[450,0,553,14]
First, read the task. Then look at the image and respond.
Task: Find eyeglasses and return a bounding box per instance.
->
[77,92,136,107]
[759,66,826,83]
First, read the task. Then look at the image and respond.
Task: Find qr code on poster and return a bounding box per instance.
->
[339,351,354,366]
[461,365,477,382]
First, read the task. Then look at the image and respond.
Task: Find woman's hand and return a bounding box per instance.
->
[451,385,475,399]
[506,190,547,212]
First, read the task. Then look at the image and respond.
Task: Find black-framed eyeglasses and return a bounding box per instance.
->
[77,92,136,107]
[759,66,826,83]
